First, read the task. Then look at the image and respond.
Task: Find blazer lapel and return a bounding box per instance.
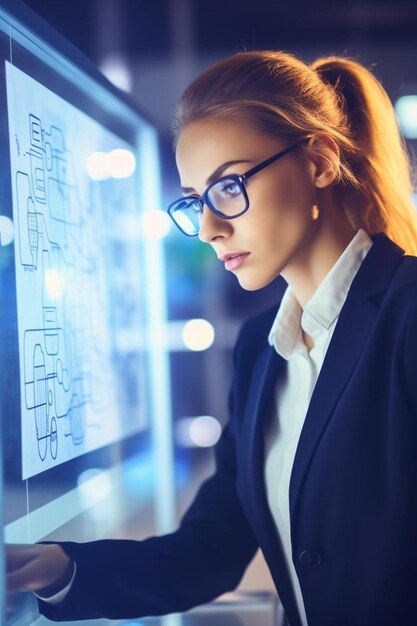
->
[289,232,406,519]
[245,345,283,453]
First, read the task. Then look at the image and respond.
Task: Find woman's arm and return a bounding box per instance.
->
[7,426,258,622]
[35,423,258,621]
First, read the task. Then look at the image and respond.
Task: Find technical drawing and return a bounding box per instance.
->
[6,62,139,479]
[33,343,49,460]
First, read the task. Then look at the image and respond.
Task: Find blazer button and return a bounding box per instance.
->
[298,550,322,568]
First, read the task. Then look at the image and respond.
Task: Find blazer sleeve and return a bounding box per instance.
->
[38,327,259,622]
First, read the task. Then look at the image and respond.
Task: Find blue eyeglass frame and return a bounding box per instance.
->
[167,138,309,236]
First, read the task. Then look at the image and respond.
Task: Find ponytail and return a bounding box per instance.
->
[311,56,417,255]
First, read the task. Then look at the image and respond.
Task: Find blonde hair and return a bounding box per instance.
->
[173,51,417,256]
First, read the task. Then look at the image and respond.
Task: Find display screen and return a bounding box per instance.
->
[7,62,147,480]
[0,3,170,624]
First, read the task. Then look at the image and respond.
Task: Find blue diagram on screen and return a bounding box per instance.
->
[18,116,85,463]
[6,62,142,479]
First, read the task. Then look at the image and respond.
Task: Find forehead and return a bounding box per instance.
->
[175,117,285,186]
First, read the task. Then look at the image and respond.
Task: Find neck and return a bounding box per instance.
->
[280,193,359,309]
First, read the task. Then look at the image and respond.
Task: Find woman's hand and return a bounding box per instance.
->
[6,543,75,597]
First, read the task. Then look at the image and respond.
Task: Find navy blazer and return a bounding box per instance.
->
[40,232,417,625]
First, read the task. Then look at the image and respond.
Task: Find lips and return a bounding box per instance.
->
[218,251,250,271]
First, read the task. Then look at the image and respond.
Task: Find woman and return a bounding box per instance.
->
[7,50,417,626]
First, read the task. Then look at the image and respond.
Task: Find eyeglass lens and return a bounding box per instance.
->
[171,177,246,235]
[169,198,200,236]
[207,178,245,215]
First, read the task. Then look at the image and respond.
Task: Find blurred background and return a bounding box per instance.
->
[19,0,417,590]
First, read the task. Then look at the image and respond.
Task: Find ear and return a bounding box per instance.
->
[305,133,340,189]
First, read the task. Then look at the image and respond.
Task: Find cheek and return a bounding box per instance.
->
[278,164,314,205]
[260,168,315,226]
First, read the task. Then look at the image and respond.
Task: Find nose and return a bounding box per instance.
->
[198,204,231,243]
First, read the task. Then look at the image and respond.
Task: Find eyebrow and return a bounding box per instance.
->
[180,159,255,194]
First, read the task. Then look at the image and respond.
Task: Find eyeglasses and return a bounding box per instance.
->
[167,139,307,237]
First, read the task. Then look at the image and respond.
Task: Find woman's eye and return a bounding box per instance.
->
[181,197,201,214]
[220,181,241,197]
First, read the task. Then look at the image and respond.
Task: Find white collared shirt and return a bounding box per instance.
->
[264,229,374,626]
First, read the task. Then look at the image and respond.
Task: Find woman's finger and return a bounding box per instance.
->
[7,556,51,593]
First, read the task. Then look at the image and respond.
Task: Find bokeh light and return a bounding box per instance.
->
[77,468,112,503]
[86,151,109,181]
[142,210,171,239]
[100,53,133,93]
[189,415,222,447]
[182,318,215,351]
[44,269,65,300]
[395,95,417,139]
[0,215,14,246]
[87,149,136,180]
[106,148,136,178]
[175,416,222,448]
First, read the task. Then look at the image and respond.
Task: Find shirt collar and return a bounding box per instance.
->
[268,229,374,359]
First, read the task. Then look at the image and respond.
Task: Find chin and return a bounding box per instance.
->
[236,272,276,291]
